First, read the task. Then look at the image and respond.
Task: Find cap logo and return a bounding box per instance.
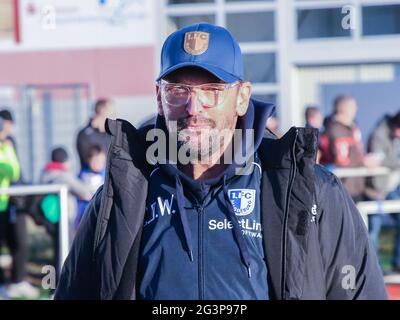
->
[184,31,209,55]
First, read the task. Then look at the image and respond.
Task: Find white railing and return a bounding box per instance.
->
[324,165,400,229]
[0,184,69,272]
[1,168,398,275]
[333,166,391,178]
[357,199,400,230]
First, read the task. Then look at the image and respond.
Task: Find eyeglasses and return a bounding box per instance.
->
[159,80,241,108]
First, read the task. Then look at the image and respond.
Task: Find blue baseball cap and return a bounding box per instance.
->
[157,23,244,83]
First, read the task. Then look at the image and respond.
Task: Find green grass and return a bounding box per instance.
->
[379,228,395,272]
[1,216,54,300]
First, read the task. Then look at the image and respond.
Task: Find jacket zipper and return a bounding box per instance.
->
[281,129,298,300]
[196,204,205,300]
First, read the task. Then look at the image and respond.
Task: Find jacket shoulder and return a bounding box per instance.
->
[314,164,338,189]
[312,164,387,299]
[54,186,103,299]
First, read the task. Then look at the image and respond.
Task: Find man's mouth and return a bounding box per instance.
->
[179,117,215,130]
[185,123,211,129]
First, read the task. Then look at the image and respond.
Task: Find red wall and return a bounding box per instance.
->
[0,46,155,97]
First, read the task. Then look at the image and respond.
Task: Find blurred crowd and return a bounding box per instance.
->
[267,95,400,275]
[0,99,113,299]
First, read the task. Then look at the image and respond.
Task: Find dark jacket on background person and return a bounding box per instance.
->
[55,99,387,300]
[319,119,366,199]
[76,120,111,169]
[366,115,400,199]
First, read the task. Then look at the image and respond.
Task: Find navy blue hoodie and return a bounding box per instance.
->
[137,99,275,299]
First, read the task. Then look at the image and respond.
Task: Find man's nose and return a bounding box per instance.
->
[186,90,202,116]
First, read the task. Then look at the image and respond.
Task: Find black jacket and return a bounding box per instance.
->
[55,102,387,300]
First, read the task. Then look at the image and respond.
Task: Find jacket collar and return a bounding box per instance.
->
[104,124,319,173]
[104,100,319,173]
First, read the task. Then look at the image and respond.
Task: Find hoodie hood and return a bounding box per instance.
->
[155,98,275,200]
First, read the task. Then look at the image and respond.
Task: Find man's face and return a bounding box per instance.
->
[393,127,400,139]
[310,112,323,129]
[3,120,13,137]
[103,102,116,120]
[340,98,358,122]
[157,67,251,159]
[89,152,106,173]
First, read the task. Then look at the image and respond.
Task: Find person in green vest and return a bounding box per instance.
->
[0,124,20,211]
[0,111,39,300]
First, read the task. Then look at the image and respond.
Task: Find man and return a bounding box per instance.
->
[366,111,400,272]
[76,98,115,169]
[55,23,386,300]
[305,106,323,130]
[319,96,379,201]
[0,116,39,299]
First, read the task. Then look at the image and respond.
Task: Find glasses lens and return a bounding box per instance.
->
[197,85,228,107]
[161,82,238,107]
[162,84,189,106]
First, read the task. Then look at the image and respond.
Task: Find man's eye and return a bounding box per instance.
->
[202,86,224,92]
[167,87,186,94]
[174,90,187,96]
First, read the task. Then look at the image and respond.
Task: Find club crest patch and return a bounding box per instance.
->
[228,189,256,216]
[184,31,209,55]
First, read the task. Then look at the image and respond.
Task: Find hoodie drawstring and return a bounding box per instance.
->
[222,175,252,278]
[175,175,194,262]
[174,174,251,277]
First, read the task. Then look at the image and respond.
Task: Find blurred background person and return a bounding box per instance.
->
[304,106,323,163]
[40,147,91,224]
[76,98,115,170]
[305,105,323,130]
[0,117,37,299]
[265,113,282,138]
[74,145,106,231]
[0,110,16,149]
[366,111,400,272]
[319,95,380,201]
[39,147,91,276]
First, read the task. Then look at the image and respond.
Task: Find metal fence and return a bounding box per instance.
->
[0,83,92,183]
[0,184,69,272]
[332,166,400,230]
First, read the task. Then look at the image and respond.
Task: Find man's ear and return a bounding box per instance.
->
[156,85,164,116]
[236,82,251,117]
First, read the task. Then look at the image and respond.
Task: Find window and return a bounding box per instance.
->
[0,0,14,41]
[297,8,351,39]
[226,0,273,2]
[243,53,276,83]
[167,15,216,31]
[168,0,214,4]
[362,5,400,36]
[226,11,275,42]
[165,0,277,108]
[396,64,400,79]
